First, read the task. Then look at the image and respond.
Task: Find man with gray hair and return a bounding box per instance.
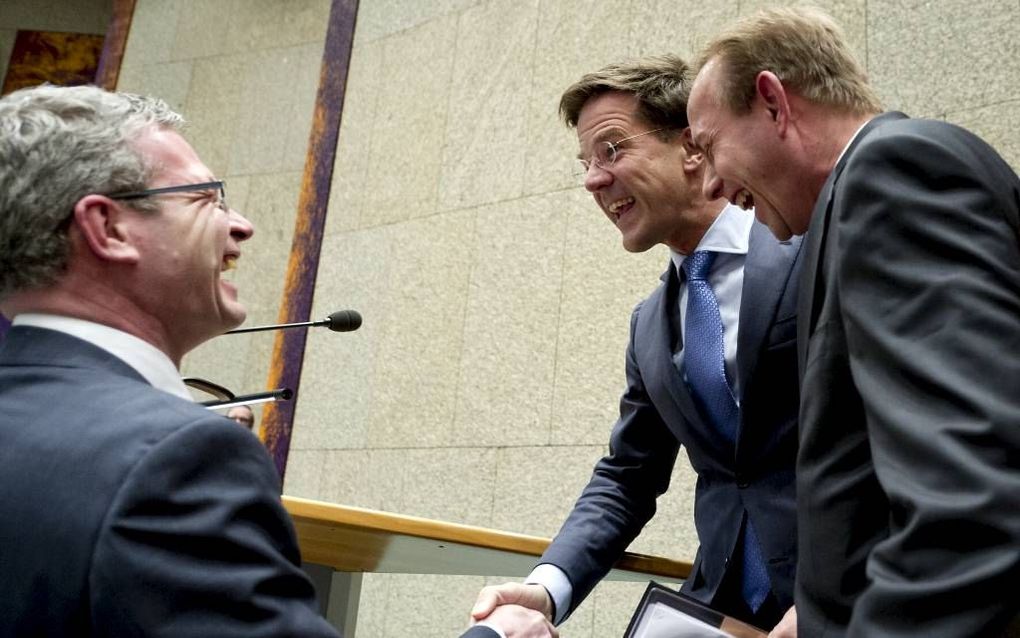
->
[0,84,340,636]
[688,6,1020,636]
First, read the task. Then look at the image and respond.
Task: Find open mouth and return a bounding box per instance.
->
[608,196,635,221]
[734,190,754,211]
[221,255,238,279]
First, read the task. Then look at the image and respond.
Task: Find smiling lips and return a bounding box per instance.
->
[607,196,636,221]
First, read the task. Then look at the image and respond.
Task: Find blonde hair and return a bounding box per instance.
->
[699,5,881,115]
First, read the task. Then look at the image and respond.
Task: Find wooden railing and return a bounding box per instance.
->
[283,495,691,635]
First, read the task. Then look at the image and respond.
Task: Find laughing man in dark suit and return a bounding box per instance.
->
[471,55,803,636]
[0,84,342,637]
[689,7,1020,636]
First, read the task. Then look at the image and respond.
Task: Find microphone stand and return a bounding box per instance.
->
[202,388,294,410]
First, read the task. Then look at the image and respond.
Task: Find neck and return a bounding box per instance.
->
[665,196,728,255]
[4,274,183,366]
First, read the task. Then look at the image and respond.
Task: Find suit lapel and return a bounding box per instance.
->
[736,223,800,398]
[797,112,908,377]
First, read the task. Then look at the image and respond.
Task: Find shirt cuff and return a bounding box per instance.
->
[525,563,572,625]
[474,620,507,638]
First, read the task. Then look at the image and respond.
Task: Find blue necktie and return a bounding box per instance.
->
[682,251,770,612]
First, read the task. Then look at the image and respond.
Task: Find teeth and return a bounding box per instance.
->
[608,196,635,214]
[734,190,753,211]
[222,256,237,272]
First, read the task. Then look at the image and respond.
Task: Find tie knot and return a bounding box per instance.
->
[683,251,716,281]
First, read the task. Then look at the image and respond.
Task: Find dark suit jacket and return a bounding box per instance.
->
[460,626,498,638]
[540,222,802,621]
[0,326,340,637]
[796,112,1020,637]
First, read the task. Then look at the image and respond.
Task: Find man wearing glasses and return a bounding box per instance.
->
[0,84,342,636]
[471,56,802,636]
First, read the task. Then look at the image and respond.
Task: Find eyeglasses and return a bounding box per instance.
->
[107,180,228,212]
[574,129,664,182]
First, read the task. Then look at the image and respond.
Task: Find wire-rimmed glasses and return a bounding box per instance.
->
[573,129,664,183]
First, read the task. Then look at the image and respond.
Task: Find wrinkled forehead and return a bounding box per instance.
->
[687,63,727,145]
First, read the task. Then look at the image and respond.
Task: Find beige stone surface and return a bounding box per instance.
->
[951,99,1020,174]
[225,0,330,53]
[438,0,538,210]
[281,448,326,498]
[122,0,183,68]
[452,193,567,448]
[325,36,383,234]
[362,14,457,227]
[229,42,323,175]
[364,211,476,448]
[117,59,193,112]
[633,0,740,60]
[352,0,480,44]
[868,0,1020,117]
[491,445,606,537]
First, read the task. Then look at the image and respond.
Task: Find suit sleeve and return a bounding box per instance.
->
[834,122,1020,635]
[89,415,340,637]
[538,302,681,618]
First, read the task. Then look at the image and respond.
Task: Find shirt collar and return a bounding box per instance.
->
[669,203,754,276]
[12,313,193,401]
[835,119,872,167]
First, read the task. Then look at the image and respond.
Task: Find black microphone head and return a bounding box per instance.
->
[325,310,362,332]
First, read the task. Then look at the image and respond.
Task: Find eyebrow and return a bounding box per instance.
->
[575,127,628,160]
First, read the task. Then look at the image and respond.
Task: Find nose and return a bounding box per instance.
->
[229,208,255,241]
[583,163,612,192]
[702,162,724,202]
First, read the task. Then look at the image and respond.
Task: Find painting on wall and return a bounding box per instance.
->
[2,30,104,95]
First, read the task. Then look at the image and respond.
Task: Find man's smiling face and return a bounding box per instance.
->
[576,91,705,254]
[688,58,812,241]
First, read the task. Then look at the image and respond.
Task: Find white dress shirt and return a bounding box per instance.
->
[12,313,193,401]
[526,204,755,624]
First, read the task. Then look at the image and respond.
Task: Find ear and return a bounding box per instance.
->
[755,70,791,134]
[71,195,142,264]
[678,128,703,172]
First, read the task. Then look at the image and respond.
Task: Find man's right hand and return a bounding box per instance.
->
[473,604,558,638]
[471,583,554,623]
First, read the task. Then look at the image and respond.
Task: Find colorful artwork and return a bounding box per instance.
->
[2,30,104,95]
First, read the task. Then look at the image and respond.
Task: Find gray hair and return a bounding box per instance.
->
[0,84,185,300]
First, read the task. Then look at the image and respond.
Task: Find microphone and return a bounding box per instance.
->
[203,388,294,410]
[225,310,362,335]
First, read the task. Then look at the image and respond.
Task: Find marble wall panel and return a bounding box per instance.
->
[452,193,568,448]
[360,14,457,227]
[868,0,1020,117]
[522,0,633,197]
[325,37,383,234]
[364,210,476,448]
[438,0,539,211]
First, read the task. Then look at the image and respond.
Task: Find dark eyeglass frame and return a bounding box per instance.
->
[106,180,227,209]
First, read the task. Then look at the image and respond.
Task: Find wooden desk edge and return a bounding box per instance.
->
[283,495,690,580]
